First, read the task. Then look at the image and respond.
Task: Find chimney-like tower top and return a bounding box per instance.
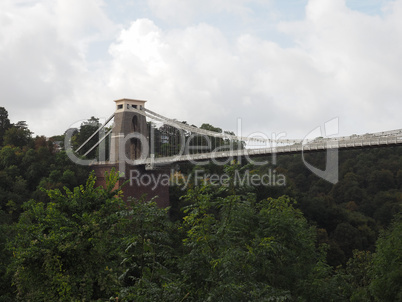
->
[114,98,146,112]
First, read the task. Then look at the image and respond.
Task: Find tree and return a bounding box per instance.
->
[0,210,13,301]
[368,169,395,193]
[73,116,101,158]
[333,222,363,259]
[343,250,374,301]
[9,170,128,301]
[0,146,20,169]
[118,198,181,301]
[0,107,11,146]
[176,164,343,301]
[370,215,402,301]
[3,121,32,148]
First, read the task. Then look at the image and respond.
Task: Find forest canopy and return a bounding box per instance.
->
[0,106,401,301]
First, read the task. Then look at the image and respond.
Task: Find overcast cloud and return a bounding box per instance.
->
[1,0,401,139]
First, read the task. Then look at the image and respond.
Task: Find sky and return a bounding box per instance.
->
[1,0,402,140]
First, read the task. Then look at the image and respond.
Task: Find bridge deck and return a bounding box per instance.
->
[116,134,402,168]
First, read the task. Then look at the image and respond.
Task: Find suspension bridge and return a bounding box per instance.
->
[74,99,402,166]
[66,98,402,206]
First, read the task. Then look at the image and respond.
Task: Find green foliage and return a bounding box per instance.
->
[370,215,402,301]
[176,169,340,301]
[266,147,402,266]
[0,143,89,220]
[0,107,11,147]
[3,122,32,148]
[71,116,101,159]
[332,250,375,302]
[9,171,126,301]
[0,146,21,169]
[0,210,13,301]
[1,110,401,301]
[118,198,181,301]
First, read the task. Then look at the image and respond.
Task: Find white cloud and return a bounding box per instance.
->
[0,0,117,135]
[106,20,318,136]
[2,0,402,141]
[279,0,402,133]
[104,0,402,138]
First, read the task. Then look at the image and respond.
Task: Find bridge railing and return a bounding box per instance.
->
[66,104,402,168]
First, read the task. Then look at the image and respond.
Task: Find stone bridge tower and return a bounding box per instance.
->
[93,98,169,207]
[110,99,148,163]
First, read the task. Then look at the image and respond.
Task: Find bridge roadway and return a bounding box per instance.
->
[122,131,402,169]
[84,106,402,169]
